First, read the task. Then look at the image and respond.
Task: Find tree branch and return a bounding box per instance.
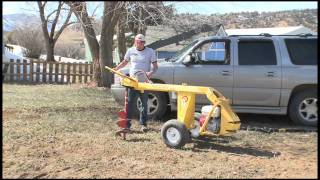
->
[37,1,50,40]
[53,8,73,43]
[50,1,63,39]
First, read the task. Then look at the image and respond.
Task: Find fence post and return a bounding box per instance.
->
[23,59,27,82]
[67,62,71,84]
[84,62,88,83]
[90,63,93,81]
[36,61,40,83]
[61,62,65,84]
[43,61,47,83]
[10,59,14,81]
[30,59,34,83]
[55,62,59,84]
[49,62,53,83]
[72,63,76,83]
[16,59,21,82]
[79,63,82,83]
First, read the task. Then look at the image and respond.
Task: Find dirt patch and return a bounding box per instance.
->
[3,112,317,178]
[2,84,318,178]
[3,109,21,120]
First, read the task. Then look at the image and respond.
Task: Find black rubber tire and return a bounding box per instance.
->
[288,90,317,127]
[161,119,190,148]
[132,91,167,120]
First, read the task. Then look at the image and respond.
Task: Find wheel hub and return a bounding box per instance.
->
[299,98,317,122]
[137,93,158,115]
[166,127,181,144]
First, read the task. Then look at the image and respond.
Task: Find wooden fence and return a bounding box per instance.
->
[2,59,94,84]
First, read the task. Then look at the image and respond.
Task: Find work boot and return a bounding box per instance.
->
[141,125,148,132]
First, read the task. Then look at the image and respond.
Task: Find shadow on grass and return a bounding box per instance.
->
[145,127,161,133]
[186,137,280,158]
[126,138,151,142]
[162,111,317,132]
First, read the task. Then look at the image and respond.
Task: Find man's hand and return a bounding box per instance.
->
[146,71,153,79]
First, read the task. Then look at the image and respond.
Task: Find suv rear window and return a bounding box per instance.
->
[238,40,277,65]
[285,38,317,65]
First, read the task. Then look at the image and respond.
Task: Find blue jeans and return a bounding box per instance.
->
[126,88,148,128]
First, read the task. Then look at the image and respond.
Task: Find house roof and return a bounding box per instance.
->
[145,25,222,51]
[145,25,185,51]
[225,25,317,36]
[90,25,222,52]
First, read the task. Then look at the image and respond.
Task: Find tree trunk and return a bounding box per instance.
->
[83,30,101,86]
[46,39,55,62]
[100,30,114,87]
[117,17,126,62]
[100,1,120,87]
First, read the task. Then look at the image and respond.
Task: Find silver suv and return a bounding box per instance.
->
[111,34,317,126]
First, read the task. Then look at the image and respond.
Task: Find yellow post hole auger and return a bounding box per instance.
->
[105,66,240,148]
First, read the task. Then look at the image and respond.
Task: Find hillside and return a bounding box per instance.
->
[4,9,317,35]
[167,9,317,33]
[220,9,317,32]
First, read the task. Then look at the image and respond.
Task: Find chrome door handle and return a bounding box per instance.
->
[221,70,231,76]
[265,72,276,77]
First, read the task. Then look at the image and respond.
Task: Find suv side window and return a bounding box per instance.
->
[238,40,277,65]
[193,40,230,65]
[284,38,317,65]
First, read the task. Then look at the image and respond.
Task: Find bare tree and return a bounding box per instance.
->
[67,1,121,87]
[66,1,101,86]
[116,2,173,62]
[66,1,173,87]
[37,1,74,61]
[125,2,173,35]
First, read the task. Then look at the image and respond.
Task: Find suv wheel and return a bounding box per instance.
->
[132,91,167,120]
[289,90,317,126]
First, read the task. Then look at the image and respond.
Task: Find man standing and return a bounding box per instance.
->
[114,34,158,132]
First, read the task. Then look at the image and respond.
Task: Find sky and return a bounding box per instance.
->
[2,1,318,16]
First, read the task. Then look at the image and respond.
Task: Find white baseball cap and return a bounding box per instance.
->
[135,34,145,42]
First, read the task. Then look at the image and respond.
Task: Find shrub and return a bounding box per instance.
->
[10,24,45,59]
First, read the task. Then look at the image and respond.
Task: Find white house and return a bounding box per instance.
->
[3,44,25,62]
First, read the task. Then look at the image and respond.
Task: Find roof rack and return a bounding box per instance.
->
[228,34,272,37]
[228,33,316,37]
[259,33,272,37]
[298,33,314,37]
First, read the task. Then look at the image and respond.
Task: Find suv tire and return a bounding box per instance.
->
[289,90,317,126]
[132,91,167,120]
